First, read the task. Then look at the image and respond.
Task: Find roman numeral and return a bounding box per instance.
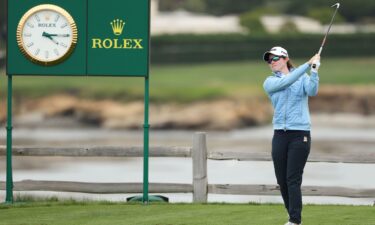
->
[54,15,60,22]
[26,42,34,47]
[61,23,67,28]
[45,51,49,59]
[35,49,40,56]
[60,42,67,48]
[34,14,40,22]
[54,49,59,56]
[24,33,32,37]
[27,23,34,28]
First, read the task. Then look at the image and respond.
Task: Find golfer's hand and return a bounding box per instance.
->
[311,60,320,73]
[308,54,320,65]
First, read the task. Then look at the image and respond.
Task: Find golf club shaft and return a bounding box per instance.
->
[317,46,323,56]
[312,3,340,69]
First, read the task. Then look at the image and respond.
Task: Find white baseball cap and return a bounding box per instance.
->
[263,46,289,62]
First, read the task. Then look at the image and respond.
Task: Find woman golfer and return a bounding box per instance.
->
[263,46,320,225]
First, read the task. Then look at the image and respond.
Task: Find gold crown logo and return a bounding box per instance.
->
[45,12,51,21]
[110,19,125,36]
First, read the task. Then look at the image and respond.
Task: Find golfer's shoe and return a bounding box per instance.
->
[284,222,301,225]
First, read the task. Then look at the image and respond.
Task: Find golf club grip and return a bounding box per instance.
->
[312,61,319,69]
[312,48,322,69]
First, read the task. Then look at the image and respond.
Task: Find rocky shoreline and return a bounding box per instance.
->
[1,85,375,130]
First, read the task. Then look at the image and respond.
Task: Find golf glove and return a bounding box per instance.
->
[311,60,320,73]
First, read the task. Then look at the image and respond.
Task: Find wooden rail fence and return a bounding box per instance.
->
[1,132,375,202]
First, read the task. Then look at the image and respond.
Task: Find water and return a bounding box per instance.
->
[1,114,375,205]
[1,157,374,205]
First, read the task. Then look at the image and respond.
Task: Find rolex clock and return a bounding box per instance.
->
[16,4,78,66]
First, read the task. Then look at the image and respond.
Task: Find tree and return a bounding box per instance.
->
[159,0,265,15]
[338,0,375,22]
[239,6,279,34]
[159,0,206,13]
[0,0,5,41]
[205,0,263,16]
[183,0,206,13]
[284,0,375,23]
[158,0,375,23]
[307,7,345,24]
[159,0,187,11]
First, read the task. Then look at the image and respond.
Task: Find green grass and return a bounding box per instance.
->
[0,201,374,225]
[1,57,374,102]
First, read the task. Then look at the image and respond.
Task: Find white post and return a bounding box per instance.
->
[192,132,208,203]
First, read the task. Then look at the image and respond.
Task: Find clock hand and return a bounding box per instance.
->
[42,32,59,45]
[50,37,59,45]
[42,31,52,37]
[49,34,70,37]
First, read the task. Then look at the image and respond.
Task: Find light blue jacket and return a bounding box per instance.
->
[263,63,319,131]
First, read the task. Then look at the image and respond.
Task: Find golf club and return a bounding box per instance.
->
[312,3,340,69]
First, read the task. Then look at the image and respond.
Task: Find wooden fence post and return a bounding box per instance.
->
[192,132,208,203]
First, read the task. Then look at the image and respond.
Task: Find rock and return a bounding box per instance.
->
[9,95,271,130]
[2,85,375,130]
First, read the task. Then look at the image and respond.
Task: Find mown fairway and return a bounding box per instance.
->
[0,202,374,225]
[1,57,374,102]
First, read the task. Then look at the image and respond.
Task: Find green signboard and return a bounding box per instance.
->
[7,0,150,76]
[88,1,150,76]
[5,0,156,204]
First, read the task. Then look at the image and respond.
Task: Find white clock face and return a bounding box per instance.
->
[17,5,77,66]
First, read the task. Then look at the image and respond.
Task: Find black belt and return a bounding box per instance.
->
[274,129,310,134]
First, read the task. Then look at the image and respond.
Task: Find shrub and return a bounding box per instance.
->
[151,33,375,64]
[239,7,279,34]
[280,19,299,34]
[307,7,345,24]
